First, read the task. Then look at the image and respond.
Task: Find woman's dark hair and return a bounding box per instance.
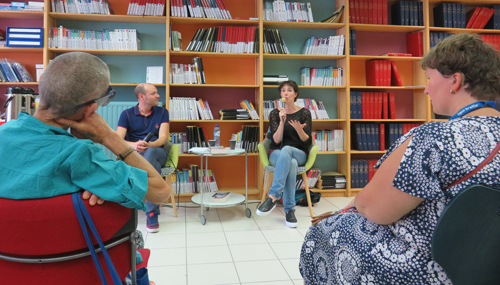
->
[421,33,500,101]
[278,80,299,101]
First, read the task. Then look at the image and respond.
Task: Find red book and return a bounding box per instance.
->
[362,92,367,119]
[403,123,409,135]
[466,7,482,29]
[368,160,375,181]
[382,92,388,119]
[377,92,383,119]
[477,8,495,29]
[406,31,423,57]
[389,92,396,119]
[365,60,377,86]
[385,60,391,86]
[375,60,382,86]
[377,0,383,24]
[368,92,374,119]
[380,53,412,57]
[369,0,375,24]
[382,0,388,25]
[379,124,385,150]
[361,0,367,24]
[471,7,487,29]
[349,0,353,23]
[352,0,358,23]
[391,61,403,86]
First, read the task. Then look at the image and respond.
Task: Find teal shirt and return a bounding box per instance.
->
[0,112,148,211]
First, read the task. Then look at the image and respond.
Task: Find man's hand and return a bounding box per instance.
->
[56,112,114,144]
[82,190,105,206]
[133,140,150,153]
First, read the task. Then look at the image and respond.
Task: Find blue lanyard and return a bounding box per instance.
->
[449,101,496,120]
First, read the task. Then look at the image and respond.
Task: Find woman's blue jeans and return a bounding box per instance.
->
[268,146,307,213]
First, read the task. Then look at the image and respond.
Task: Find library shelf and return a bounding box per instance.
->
[0,10,44,19]
[178,153,259,157]
[170,51,259,58]
[350,55,423,62]
[263,54,346,60]
[349,24,424,33]
[48,12,167,23]
[431,119,448,122]
[170,84,259,88]
[170,17,259,26]
[0,82,38,85]
[0,47,43,53]
[350,119,427,122]
[350,150,387,154]
[317,151,347,155]
[110,83,167,87]
[263,119,347,123]
[176,187,260,197]
[350,86,426,90]
[429,27,500,34]
[428,0,500,4]
[170,120,258,123]
[263,21,345,30]
[310,188,347,194]
[263,85,346,89]
[48,49,166,56]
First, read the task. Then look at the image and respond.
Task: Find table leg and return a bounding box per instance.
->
[200,154,205,225]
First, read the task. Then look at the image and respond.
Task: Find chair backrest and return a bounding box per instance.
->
[0,193,138,284]
[165,141,179,168]
[431,184,500,285]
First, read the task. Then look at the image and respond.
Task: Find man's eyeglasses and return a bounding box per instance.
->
[74,86,116,110]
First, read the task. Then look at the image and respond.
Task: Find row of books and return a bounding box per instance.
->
[170,0,232,19]
[171,168,218,194]
[391,1,423,26]
[313,129,344,152]
[320,171,346,189]
[349,0,388,25]
[48,27,139,50]
[350,92,395,120]
[233,126,259,153]
[262,98,329,120]
[296,168,321,189]
[300,67,343,87]
[0,59,34,83]
[170,132,189,153]
[51,0,112,14]
[263,1,314,22]
[349,29,356,55]
[481,34,500,53]
[1,2,44,11]
[169,57,206,84]
[169,97,214,120]
[301,35,345,55]
[186,26,257,54]
[466,6,498,29]
[263,28,289,54]
[5,27,43,48]
[353,123,422,151]
[351,159,377,189]
[219,109,249,120]
[429,32,452,49]
[365,60,402,87]
[127,0,165,16]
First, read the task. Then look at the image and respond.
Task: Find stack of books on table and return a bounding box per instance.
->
[51,0,113,14]
[171,0,232,19]
[6,27,43,48]
[219,109,250,120]
[0,59,34,82]
[320,172,346,189]
[169,97,213,120]
[127,0,164,16]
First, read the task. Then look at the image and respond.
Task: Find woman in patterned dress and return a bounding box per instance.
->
[299,33,500,284]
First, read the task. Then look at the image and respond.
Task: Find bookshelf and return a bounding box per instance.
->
[4,0,499,201]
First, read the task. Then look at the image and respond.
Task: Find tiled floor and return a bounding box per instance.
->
[138,197,353,285]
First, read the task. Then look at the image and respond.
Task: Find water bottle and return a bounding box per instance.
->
[214,124,221,147]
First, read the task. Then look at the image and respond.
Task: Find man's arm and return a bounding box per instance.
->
[148,122,169,147]
[117,126,148,152]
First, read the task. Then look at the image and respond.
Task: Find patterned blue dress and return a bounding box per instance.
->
[299,116,500,284]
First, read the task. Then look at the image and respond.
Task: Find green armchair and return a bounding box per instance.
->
[160,140,180,217]
[258,139,318,217]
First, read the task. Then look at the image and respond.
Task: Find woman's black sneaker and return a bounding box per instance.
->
[256,197,278,216]
[285,210,298,228]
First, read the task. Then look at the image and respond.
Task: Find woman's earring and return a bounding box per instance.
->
[450,89,456,94]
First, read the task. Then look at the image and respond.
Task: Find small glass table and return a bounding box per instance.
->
[188,147,251,225]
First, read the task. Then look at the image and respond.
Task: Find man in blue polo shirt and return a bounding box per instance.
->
[117,83,170,233]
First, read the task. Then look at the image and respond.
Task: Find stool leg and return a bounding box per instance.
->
[261,171,274,204]
[164,175,178,217]
[302,173,314,217]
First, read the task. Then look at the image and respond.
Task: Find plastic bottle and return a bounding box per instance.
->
[214,124,221,147]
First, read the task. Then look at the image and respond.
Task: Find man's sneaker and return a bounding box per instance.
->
[146,212,160,233]
[285,210,298,228]
[256,197,278,216]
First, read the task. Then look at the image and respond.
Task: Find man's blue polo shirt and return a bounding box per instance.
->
[118,105,169,142]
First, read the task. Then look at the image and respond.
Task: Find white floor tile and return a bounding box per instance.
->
[187,245,233,265]
[186,220,223,234]
[242,281,295,285]
[312,206,340,216]
[229,243,278,262]
[148,248,186,266]
[152,221,186,235]
[293,279,304,285]
[269,242,303,260]
[253,216,288,230]
[218,205,252,220]
[323,197,353,209]
[185,206,221,222]
[280,259,302,280]
[224,230,268,245]
[221,218,260,232]
[235,260,290,283]
[145,233,185,249]
[296,228,309,238]
[187,232,228,247]
[148,265,187,285]
[261,229,305,243]
[187,262,240,285]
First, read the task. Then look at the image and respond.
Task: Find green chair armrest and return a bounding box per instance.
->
[165,144,179,168]
[258,143,270,167]
[303,144,318,171]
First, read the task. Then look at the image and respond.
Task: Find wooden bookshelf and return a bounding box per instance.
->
[349,23,425,32]
[0,47,43,53]
[47,49,166,56]
[170,17,259,26]
[0,10,44,19]
[263,21,345,30]
[170,51,259,58]
[263,54,346,60]
[48,12,167,23]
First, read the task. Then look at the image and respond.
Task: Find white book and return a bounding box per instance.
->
[307,2,314,22]
[146,66,163,84]
[338,35,345,56]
